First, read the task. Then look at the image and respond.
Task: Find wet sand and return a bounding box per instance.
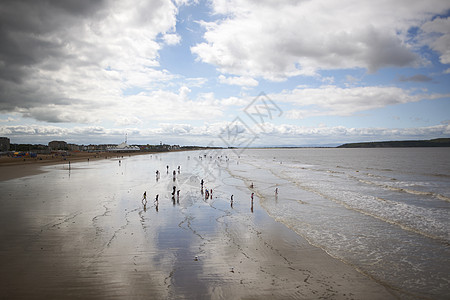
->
[0,151,150,181]
[0,152,397,299]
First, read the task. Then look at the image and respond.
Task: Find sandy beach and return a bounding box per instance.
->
[0,151,398,299]
[0,151,150,181]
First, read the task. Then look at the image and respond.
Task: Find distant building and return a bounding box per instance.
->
[67,144,80,151]
[0,137,10,152]
[107,142,140,152]
[48,140,68,150]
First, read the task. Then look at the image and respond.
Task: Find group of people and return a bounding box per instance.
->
[142,157,279,214]
[142,191,160,212]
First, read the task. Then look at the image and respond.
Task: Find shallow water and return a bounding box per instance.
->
[1,149,445,299]
[226,147,450,299]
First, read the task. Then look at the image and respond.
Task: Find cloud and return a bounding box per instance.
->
[2,122,449,146]
[191,0,450,80]
[420,16,450,64]
[275,86,449,118]
[162,33,181,45]
[398,74,433,82]
[218,75,258,86]
[0,0,179,121]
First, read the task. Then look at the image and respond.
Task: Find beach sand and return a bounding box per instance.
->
[0,152,397,299]
[0,151,149,181]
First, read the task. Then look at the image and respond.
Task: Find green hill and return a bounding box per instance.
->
[337,138,450,148]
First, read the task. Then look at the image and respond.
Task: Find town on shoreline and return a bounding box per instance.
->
[0,137,222,167]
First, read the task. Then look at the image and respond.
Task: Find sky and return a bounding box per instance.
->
[0,0,449,147]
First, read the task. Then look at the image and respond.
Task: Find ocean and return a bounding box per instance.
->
[0,147,448,298]
[223,147,450,298]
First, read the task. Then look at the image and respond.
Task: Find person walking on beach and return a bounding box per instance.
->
[210,189,213,199]
[231,195,234,208]
[166,165,169,174]
[177,166,180,173]
[142,192,147,209]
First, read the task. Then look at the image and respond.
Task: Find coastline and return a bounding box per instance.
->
[0,151,155,181]
[0,151,399,299]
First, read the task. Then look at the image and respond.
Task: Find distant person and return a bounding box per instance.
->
[166,165,169,173]
[210,189,213,199]
[250,182,254,189]
[142,192,147,206]
[251,192,254,202]
[178,166,180,173]
[173,170,176,181]
[275,188,278,194]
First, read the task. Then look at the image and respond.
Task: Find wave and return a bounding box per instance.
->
[352,175,450,203]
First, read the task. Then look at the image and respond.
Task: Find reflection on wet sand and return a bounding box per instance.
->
[0,152,396,299]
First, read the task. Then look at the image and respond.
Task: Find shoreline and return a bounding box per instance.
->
[0,151,158,181]
[0,150,401,298]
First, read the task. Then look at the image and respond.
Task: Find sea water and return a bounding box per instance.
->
[223,147,450,299]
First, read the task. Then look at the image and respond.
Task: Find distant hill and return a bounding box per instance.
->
[337,138,450,148]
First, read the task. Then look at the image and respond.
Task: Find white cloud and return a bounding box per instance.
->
[274,86,450,118]
[192,0,450,80]
[218,75,258,86]
[0,0,180,122]
[2,122,449,146]
[420,16,450,64]
[115,116,144,126]
[162,33,181,45]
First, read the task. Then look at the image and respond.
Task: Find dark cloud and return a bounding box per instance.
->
[0,0,110,119]
[398,74,433,82]
[363,29,418,72]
